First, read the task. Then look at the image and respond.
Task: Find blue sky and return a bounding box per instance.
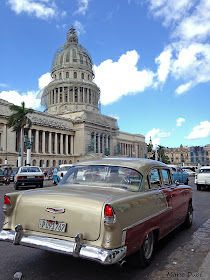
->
[0,0,210,148]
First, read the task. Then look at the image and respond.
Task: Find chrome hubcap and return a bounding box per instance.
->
[143,232,154,260]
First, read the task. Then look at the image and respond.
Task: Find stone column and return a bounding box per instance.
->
[70,136,74,155]
[73,87,75,103]
[49,132,52,154]
[65,134,68,155]
[42,131,45,153]
[35,130,39,153]
[55,133,58,154]
[60,134,63,154]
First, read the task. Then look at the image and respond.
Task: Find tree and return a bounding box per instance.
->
[7,102,34,166]
[157,145,170,164]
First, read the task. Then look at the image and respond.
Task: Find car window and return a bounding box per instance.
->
[148,168,161,189]
[161,169,171,186]
[20,167,41,173]
[199,169,210,173]
[60,165,143,192]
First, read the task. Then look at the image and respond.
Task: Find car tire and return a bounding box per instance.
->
[39,182,43,188]
[183,201,193,228]
[184,178,189,185]
[14,182,19,190]
[197,184,201,191]
[127,231,155,268]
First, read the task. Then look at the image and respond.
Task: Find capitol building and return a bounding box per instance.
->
[0,28,146,167]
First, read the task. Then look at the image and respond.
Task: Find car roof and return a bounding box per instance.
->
[200,166,210,169]
[75,158,168,173]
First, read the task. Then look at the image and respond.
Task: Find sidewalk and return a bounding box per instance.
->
[149,218,210,280]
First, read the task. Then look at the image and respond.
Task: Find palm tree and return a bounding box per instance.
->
[7,102,34,166]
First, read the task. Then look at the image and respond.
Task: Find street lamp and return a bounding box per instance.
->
[24,135,34,166]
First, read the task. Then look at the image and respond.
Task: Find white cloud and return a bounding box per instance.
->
[38,72,52,90]
[0,90,41,109]
[94,50,155,105]
[147,0,210,94]
[176,117,186,127]
[74,21,86,35]
[184,121,210,139]
[0,72,51,109]
[155,47,172,83]
[7,0,66,20]
[0,83,9,88]
[74,0,89,15]
[145,128,171,147]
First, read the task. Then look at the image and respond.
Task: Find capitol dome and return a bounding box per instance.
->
[51,28,94,75]
[42,28,100,116]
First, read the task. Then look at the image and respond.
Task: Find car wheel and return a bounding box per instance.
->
[197,184,201,191]
[127,231,155,268]
[39,183,43,188]
[14,183,19,190]
[184,178,189,185]
[183,201,193,228]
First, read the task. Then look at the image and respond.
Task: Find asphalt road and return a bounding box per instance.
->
[0,177,209,280]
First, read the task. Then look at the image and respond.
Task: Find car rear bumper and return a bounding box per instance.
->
[0,227,127,265]
[16,179,43,185]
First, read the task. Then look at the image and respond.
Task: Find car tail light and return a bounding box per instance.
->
[36,176,44,178]
[104,204,116,224]
[3,195,12,210]
[17,176,24,180]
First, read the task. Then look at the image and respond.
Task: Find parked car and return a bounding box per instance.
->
[0,158,193,267]
[57,164,72,180]
[195,166,210,190]
[10,170,18,182]
[14,166,44,190]
[53,164,72,184]
[182,168,195,176]
[0,164,13,185]
[167,164,189,185]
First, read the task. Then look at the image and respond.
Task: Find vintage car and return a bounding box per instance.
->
[0,158,193,267]
[14,166,44,190]
[167,164,189,185]
[195,166,210,190]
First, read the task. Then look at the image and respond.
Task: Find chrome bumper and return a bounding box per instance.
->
[0,226,127,265]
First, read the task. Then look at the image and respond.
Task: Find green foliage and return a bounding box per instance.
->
[7,102,34,131]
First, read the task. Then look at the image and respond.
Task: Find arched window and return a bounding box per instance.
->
[75,88,78,102]
[59,73,62,79]
[54,74,56,80]
[72,49,77,62]
[66,51,70,62]
[81,73,84,79]
[88,75,89,80]
[74,72,77,79]
[66,72,69,78]
[53,160,56,167]
[80,54,83,64]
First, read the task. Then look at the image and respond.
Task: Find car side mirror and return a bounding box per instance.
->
[175,180,179,186]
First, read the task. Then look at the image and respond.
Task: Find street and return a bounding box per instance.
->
[0,177,209,280]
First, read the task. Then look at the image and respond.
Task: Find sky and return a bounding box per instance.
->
[0,0,210,148]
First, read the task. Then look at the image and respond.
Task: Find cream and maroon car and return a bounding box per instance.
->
[0,158,193,267]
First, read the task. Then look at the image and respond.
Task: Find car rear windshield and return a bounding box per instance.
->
[199,169,210,173]
[60,165,143,192]
[20,167,41,173]
[60,166,71,171]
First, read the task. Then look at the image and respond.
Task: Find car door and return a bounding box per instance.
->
[148,168,173,236]
[165,168,187,227]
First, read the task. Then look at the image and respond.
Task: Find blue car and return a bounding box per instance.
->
[167,165,189,185]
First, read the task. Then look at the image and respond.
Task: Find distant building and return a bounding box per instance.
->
[0,28,146,167]
[164,144,210,166]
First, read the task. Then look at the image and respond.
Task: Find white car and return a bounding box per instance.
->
[56,164,72,180]
[195,166,210,190]
[182,168,195,176]
[14,166,44,190]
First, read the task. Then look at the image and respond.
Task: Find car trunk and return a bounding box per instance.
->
[14,187,112,241]
[198,173,210,185]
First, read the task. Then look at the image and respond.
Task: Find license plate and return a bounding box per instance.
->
[27,176,35,178]
[39,219,67,232]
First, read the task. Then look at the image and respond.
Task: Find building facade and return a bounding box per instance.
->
[164,145,210,166]
[0,28,147,167]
